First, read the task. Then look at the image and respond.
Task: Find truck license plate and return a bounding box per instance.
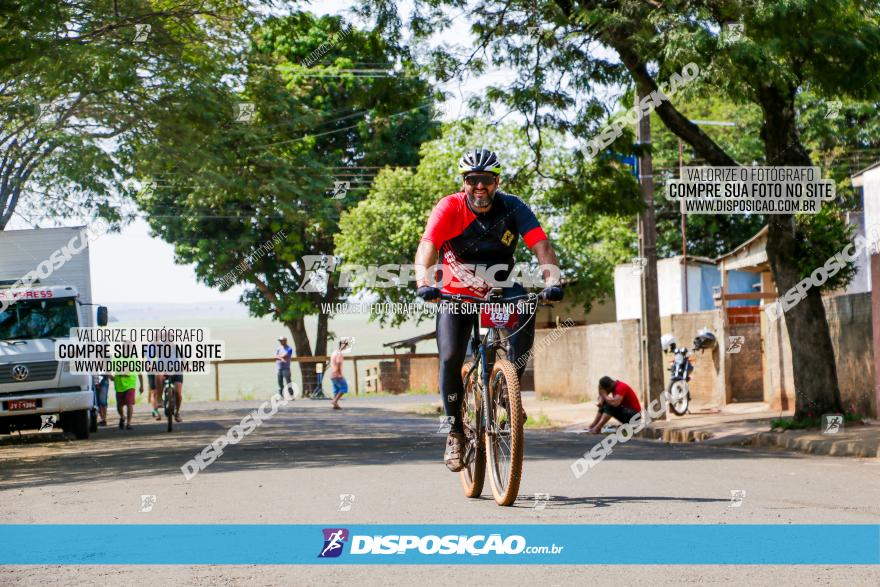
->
[6,399,39,411]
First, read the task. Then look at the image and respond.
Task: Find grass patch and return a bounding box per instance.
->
[411,404,443,417]
[770,413,864,431]
[365,388,438,397]
[524,411,554,429]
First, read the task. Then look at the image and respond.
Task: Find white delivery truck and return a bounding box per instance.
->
[0,226,108,439]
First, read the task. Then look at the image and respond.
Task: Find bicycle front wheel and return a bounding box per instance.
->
[485,359,523,506]
[459,362,485,498]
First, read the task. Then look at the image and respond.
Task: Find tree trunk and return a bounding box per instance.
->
[554,0,844,418]
[759,85,843,419]
[635,87,666,411]
[286,317,317,393]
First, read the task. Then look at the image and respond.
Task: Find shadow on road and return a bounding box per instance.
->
[508,494,729,509]
[0,405,803,491]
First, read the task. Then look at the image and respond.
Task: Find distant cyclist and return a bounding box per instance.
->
[152,334,184,423]
[414,148,563,472]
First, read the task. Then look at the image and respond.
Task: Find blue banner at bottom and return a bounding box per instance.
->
[1,525,878,565]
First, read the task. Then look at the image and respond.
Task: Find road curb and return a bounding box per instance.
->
[751,430,880,458]
[640,425,713,443]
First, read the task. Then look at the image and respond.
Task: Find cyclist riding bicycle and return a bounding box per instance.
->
[414,148,563,472]
[148,336,184,424]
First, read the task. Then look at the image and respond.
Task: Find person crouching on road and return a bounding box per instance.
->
[329,339,350,410]
[585,376,642,434]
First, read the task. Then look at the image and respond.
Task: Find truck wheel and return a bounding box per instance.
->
[61,410,90,440]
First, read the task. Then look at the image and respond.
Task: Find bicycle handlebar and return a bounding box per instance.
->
[438,292,541,304]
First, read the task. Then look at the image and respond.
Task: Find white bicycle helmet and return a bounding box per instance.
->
[458,148,502,175]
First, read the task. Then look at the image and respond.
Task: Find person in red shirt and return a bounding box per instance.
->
[585,376,642,434]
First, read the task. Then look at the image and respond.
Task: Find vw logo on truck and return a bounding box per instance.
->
[11,364,29,381]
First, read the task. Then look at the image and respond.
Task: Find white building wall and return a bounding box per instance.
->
[614,264,642,321]
[863,167,880,291]
[614,256,716,320]
[657,257,684,316]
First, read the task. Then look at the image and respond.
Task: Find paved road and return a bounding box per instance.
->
[1,395,878,585]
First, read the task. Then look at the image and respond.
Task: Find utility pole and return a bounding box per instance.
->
[636,89,665,412]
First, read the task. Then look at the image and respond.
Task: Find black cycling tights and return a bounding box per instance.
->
[436,285,536,434]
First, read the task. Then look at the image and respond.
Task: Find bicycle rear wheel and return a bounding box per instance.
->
[458,362,485,498]
[485,359,523,506]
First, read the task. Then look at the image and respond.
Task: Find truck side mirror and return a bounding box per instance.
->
[97,306,108,327]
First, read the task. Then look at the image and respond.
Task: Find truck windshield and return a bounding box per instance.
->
[0,298,79,341]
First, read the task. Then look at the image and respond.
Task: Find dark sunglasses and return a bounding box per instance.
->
[464,174,496,186]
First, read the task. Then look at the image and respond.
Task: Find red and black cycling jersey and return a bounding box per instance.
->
[420,191,547,296]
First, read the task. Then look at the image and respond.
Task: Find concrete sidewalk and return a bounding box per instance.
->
[547,398,879,459]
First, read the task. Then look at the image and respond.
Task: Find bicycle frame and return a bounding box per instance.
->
[444,289,536,439]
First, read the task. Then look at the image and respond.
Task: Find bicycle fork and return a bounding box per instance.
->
[478,329,498,439]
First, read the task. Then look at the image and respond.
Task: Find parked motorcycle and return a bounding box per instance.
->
[661,329,716,416]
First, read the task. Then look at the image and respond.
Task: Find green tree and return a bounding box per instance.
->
[0,0,249,229]
[364,0,880,419]
[132,12,435,386]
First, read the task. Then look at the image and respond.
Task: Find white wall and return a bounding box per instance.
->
[615,256,716,320]
[614,264,642,320]
[685,263,704,312]
[657,257,684,316]
[863,167,880,291]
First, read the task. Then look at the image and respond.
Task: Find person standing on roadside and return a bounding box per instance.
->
[94,374,110,426]
[329,339,351,410]
[112,360,144,430]
[275,336,294,398]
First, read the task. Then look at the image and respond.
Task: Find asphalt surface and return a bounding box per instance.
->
[1,395,878,585]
